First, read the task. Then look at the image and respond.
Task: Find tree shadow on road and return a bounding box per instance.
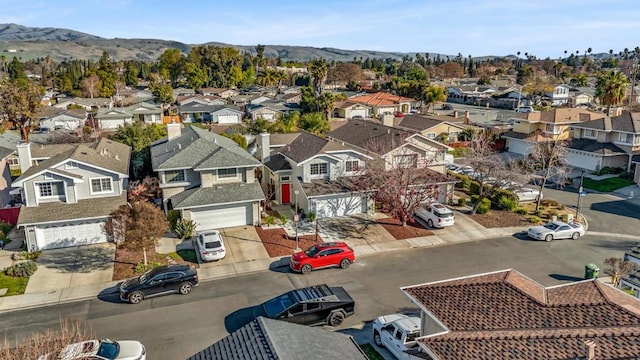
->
[589,238,639,251]
[590,200,640,221]
[36,244,114,273]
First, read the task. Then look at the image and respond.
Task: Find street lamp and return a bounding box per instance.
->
[576,170,586,222]
[294,190,299,251]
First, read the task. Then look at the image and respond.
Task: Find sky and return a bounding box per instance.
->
[1,0,639,58]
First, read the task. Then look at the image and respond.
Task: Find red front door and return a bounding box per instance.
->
[281,183,291,204]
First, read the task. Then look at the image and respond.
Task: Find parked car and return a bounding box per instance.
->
[255,284,355,326]
[119,264,198,304]
[38,339,146,360]
[194,230,226,262]
[515,106,534,113]
[290,242,355,275]
[527,221,585,241]
[372,314,421,360]
[513,187,542,202]
[414,202,455,228]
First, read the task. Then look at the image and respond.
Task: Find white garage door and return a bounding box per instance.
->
[100,119,126,129]
[314,195,365,218]
[190,204,251,230]
[217,114,239,124]
[506,139,532,156]
[350,109,367,118]
[566,151,601,171]
[261,113,275,120]
[35,221,108,250]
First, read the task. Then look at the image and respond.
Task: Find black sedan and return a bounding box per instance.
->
[119,264,198,304]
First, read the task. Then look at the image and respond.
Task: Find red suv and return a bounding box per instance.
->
[290,242,355,275]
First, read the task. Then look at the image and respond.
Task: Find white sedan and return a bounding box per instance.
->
[194,230,226,262]
[39,339,145,360]
[527,221,585,241]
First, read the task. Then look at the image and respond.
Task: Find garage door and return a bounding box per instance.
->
[566,150,601,171]
[350,109,367,118]
[314,195,365,218]
[506,139,532,156]
[217,114,239,124]
[35,221,108,250]
[190,203,251,230]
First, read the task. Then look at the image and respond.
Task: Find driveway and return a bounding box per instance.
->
[26,243,115,293]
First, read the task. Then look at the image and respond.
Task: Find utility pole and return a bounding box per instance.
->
[575,170,586,222]
[629,57,638,108]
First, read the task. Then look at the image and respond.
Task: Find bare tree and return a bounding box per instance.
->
[465,132,531,214]
[1,318,94,359]
[604,257,637,288]
[348,135,445,226]
[524,137,570,212]
[81,74,101,99]
[104,200,168,267]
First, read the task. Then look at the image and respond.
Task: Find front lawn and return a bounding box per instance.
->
[0,272,29,296]
[167,249,198,263]
[582,177,635,192]
[359,344,385,360]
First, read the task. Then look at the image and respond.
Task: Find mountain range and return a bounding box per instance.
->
[0,23,459,63]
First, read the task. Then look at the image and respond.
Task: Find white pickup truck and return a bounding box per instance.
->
[372,314,421,360]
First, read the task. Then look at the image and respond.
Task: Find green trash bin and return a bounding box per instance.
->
[585,263,600,279]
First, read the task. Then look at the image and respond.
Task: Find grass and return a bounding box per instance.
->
[167,249,198,263]
[582,177,635,192]
[0,272,29,296]
[359,343,385,360]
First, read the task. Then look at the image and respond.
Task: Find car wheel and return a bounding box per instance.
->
[374,330,384,347]
[545,234,553,242]
[128,291,144,304]
[571,232,580,240]
[340,258,351,269]
[327,311,345,326]
[179,282,192,295]
[301,264,312,275]
[427,219,434,228]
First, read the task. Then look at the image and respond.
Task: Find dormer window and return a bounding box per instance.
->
[37,181,65,199]
[90,177,113,194]
[65,161,79,169]
[310,163,328,176]
[217,168,238,179]
[583,129,597,138]
[164,170,186,183]
[345,160,360,173]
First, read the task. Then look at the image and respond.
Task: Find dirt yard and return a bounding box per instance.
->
[254,226,324,257]
[377,217,433,240]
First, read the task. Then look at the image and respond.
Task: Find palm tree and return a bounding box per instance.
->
[256,68,279,88]
[596,70,629,115]
[307,58,329,97]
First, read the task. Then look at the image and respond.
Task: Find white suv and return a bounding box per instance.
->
[414,203,455,228]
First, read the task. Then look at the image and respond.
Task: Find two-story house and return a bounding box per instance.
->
[256,131,373,218]
[326,119,456,203]
[568,111,640,173]
[348,92,414,116]
[12,139,130,251]
[546,84,571,106]
[393,114,469,143]
[502,108,604,157]
[150,124,264,230]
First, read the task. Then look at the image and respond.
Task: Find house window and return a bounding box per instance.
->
[38,181,65,198]
[310,163,328,176]
[91,177,113,193]
[65,161,79,169]
[345,160,359,172]
[7,158,19,166]
[583,129,597,138]
[164,170,186,183]
[280,176,290,182]
[393,154,417,168]
[426,132,436,139]
[217,168,238,179]
[546,124,561,135]
[618,133,634,144]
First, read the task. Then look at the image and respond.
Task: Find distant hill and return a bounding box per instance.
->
[0,23,449,62]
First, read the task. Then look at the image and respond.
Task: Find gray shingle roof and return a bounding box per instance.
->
[264,153,291,172]
[278,131,351,164]
[150,126,260,171]
[396,114,464,132]
[187,316,368,360]
[17,193,126,225]
[327,118,416,155]
[169,182,264,209]
[566,138,626,155]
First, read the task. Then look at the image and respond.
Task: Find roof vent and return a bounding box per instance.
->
[178,143,182,150]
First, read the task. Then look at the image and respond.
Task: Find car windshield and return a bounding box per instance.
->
[263,293,294,318]
[138,268,156,283]
[96,341,119,359]
[304,245,320,257]
[544,223,559,230]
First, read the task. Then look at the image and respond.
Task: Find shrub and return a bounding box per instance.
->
[306,211,317,222]
[167,210,181,231]
[135,261,162,274]
[514,207,528,215]
[497,196,518,211]
[264,215,276,226]
[6,261,37,277]
[469,181,481,195]
[540,199,558,207]
[458,198,467,206]
[279,214,288,226]
[527,216,542,224]
[476,203,490,214]
[471,195,480,204]
[174,220,196,240]
[12,251,41,261]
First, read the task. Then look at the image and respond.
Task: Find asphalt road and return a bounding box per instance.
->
[3,187,639,359]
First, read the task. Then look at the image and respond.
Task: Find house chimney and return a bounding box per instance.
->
[584,340,596,360]
[382,113,394,127]
[166,121,183,141]
[464,111,470,125]
[256,132,271,162]
[16,142,32,173]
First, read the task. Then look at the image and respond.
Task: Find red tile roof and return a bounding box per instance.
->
[349,92,415,107]
[402,270,640,360]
